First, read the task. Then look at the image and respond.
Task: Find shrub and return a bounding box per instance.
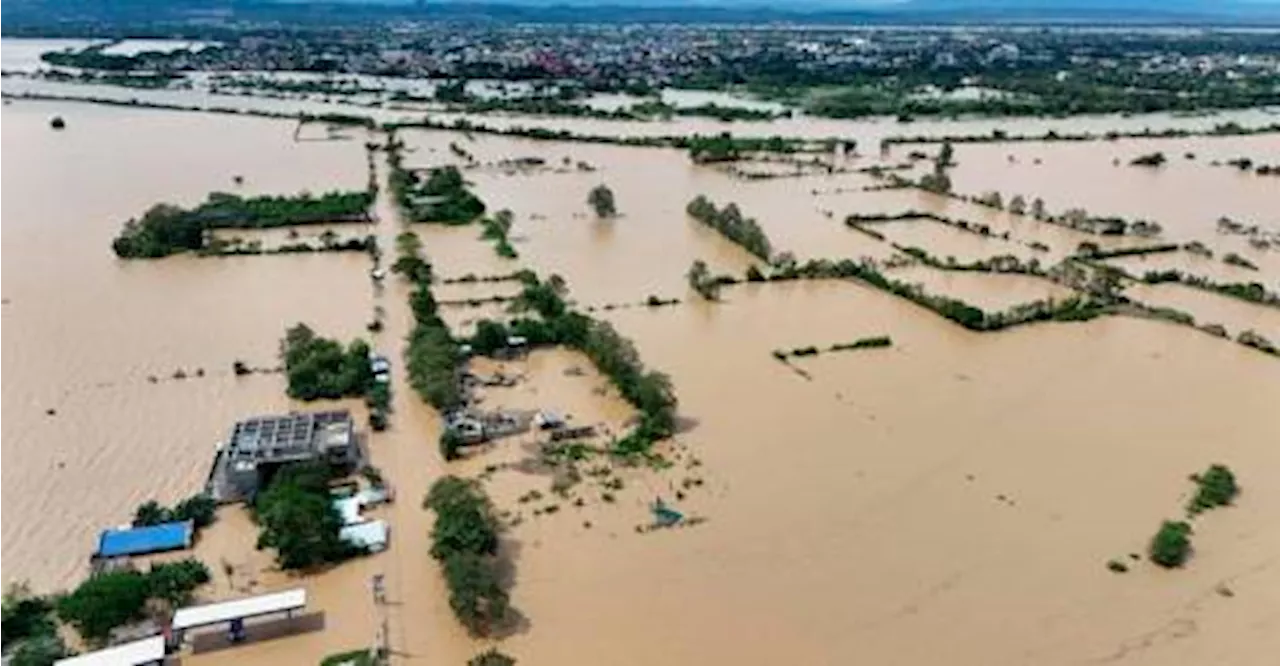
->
[469,648,517,666]
[1149,521,1192,568]
[55,571,150,643]
[143,559,210,606]
[587,184,617,218]
[439,429,464,462]
[1130,152,1167,167]
[133,493,216,529]
[3,585,56,649]
[471,319,510,356]
[320,650,375,666]
[9,633,68,666]
[1187,464,1239,515]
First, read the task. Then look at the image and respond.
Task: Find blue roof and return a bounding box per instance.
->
[96,521,193,558]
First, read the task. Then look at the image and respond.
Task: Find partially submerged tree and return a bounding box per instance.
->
[1149,520,1192,568]
[1188,464,1239,515]
[587,184,617,218]
[469,647,517,666]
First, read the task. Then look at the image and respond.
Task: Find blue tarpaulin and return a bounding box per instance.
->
[96,520,194,558]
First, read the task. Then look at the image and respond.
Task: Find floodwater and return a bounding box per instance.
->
[932,135,1280,243]
[4,41,1280,152]
[1,100,372,587]
[4,96,1280,666]
[1,38,103,72]
[99,40,215,56]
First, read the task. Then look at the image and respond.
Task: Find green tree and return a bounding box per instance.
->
[280,324,373,400]
[442,553,509,637]
[1149,521,1192,568]
[937,141,955,167]
[9,632,68,666]
[471,320,510,356]
[587,184,617,218]
[1008,194,1027,215]
[172,494,217,528]
[55,571,150,643]
[3,584,56,649]
[425,477,500,559]
[144,559,211,606]
[469,647,516,666]
[439,429,465,462]
[132,500,170,527]
[255,463,352,570]
[1188,464,1239,514]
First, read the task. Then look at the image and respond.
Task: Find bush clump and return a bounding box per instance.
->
[1187,464,1239,515]
[132,493,217,529]
[1149,520,1192,568]
[281,323,374,400]
[56,559,210,643]
[469,647,517,666]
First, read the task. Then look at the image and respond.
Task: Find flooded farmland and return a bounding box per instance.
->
[3,88,1280,666]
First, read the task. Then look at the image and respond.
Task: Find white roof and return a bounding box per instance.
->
[333,496,364,526]
[55,636,165,666]
[172,588,306,631]
[341,520,389,552]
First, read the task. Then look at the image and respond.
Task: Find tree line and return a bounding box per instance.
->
[686,195,773,260]
[112,189,373,258]
[464,273,678,456]
[394,232,465,411]
[424,477,510,637]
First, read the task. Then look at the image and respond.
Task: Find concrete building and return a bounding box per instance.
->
[213,410,359,501]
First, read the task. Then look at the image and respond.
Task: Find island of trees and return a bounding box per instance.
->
[111,190,373,258]
[388,138,486,225]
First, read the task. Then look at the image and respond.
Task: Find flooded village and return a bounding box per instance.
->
[3,20,1280,666]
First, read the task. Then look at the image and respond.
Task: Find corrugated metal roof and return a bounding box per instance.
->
[96,521,193,558]
[54,635,165,666]
[341,520,389,552]
[172,588,306,631]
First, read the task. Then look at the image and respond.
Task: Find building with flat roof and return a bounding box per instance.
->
[95,521,194,559]
[212,410,359,501]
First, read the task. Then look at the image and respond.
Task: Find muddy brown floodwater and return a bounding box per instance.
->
[4,97,1280,666]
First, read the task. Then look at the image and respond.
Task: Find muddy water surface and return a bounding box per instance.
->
[2,100,372,587]
[4,97,1280,666]
[934,136,1280,243]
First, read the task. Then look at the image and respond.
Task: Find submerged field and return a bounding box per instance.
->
[3,94,1279,665]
